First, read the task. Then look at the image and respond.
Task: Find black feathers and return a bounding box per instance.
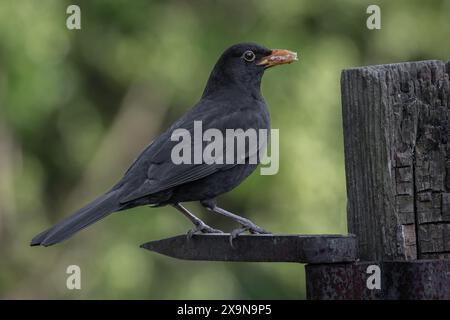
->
[31,43,276,246]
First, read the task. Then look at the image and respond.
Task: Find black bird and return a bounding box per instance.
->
[31,43,298,247]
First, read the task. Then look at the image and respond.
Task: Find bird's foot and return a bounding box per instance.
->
[186,222,223,239]
[229,221,271,246]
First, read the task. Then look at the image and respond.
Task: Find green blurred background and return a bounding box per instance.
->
[0,0,448,299]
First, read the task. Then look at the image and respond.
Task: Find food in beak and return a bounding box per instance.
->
[257,49,298,68]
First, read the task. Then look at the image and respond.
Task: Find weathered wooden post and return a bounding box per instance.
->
[306,59,450,299]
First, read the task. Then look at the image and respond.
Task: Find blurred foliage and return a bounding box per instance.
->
[0,0,449,299]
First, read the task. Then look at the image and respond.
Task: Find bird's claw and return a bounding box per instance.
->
[229,223,271,247]
[186,222,223,239]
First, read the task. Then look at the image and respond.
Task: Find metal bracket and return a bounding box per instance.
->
[141,234,356,264]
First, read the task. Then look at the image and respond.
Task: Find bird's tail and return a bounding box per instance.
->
[30,190,121,247]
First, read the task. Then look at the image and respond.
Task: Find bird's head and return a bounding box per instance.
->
[203,42,298,98]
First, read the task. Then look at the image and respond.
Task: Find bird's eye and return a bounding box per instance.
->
[242,50,256,62]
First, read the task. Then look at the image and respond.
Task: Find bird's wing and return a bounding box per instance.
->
[118,101,268,204]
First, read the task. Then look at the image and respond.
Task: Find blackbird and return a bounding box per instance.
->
[31,42,297,247]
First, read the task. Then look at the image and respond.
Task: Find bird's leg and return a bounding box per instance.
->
[172,203,223,238]
[201,200,271,240]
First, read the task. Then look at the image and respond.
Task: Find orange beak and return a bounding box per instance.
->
[257,49,298,68]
